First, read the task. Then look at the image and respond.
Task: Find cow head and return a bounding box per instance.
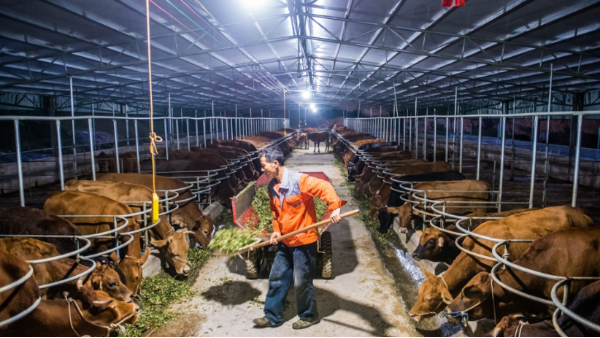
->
[409,268,453,323]
[397,203,414,232]
[88,262,133,303]
[151,230,193,275]
[377,207,395,234]
[117,249,150,294]
[412,228,448,261]
[84,290,140,328]
[445,272,496,323]
[369,196,382,220]
[191,214,214,249]
[492,315,527,337]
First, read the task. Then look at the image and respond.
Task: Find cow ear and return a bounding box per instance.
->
[150,238,169,248]
[139,249,151,265]
[437,237,445,248]
[420,267,434,279]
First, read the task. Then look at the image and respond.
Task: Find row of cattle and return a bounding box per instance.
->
[0,130,298,336]
[332,126,600,337]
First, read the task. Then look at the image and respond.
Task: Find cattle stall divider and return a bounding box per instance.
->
[343,110,600,208]
[333,127,600,336]
[0,263,41,328]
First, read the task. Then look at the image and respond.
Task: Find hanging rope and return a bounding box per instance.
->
[146,0,162,224]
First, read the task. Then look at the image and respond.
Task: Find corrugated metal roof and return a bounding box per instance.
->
[0,0,599,112]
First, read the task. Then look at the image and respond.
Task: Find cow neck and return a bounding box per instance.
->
[443,252,479,296]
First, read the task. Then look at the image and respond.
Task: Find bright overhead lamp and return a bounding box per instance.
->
[312,109,317,113]
[241,0,267,8]
[302,91,311,99]
[310,103,316,109]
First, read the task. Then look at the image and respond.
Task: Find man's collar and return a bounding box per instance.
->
[278,167,290,191]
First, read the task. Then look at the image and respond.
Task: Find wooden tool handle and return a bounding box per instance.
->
[248,209,359,251]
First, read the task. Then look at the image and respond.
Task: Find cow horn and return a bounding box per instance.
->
[492,327,503,337]
[415,230,423,237]
[93,299,114,307]
[184,230,195,235]
[437,237,445,248]
[76,277,85,290]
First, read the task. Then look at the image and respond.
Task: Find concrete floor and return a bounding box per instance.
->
[152,147,421,337]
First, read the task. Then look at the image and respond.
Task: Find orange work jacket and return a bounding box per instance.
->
[268,168,346,247]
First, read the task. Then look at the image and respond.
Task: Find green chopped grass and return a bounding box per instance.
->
[117,247,213,337]
[208,228,261,254]
[253,186,274,233]
[333,156,392,246]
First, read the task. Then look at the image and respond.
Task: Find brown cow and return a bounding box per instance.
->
[0,238,133,302]
[96,173,213,249]
[408,206,592,323]
[43,191,147,294]
[356,159,425,198]
[492,280,600,337]
[394,179,490,228]
[0,249,39,333]
[65,180,192,275]
[296,133,309,149]
[5,279,140,337]
[96,151,139,173]
[412,208,536,264]
[446,227,600,322]
[207,144,259,180]
[0,207,84,256]
[307,132,330,153]
[368,162,453,219]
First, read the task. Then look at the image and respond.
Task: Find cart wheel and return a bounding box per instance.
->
[320,231,332,279]
[245,249,260,279]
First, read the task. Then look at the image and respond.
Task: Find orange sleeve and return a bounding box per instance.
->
[269,197,281,233]
[300,175,347,212]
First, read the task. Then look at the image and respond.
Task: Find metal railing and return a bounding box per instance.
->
[0,115,287,207]
[344,110,600,208]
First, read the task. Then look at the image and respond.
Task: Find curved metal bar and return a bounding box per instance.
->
[454,234,498,262]
[492,241,563,281]
[82,233,134,259]
[59,215,130,240]
[553,308,569,337]
[38,257,97,290]
[551,278,600,335]
[490,263,554,306]
[0,264,35,293]
[0,296,41,328]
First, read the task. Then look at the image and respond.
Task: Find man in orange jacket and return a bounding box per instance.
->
[253,146,345,330]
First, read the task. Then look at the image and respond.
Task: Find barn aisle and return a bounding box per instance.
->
[152,147,420,337]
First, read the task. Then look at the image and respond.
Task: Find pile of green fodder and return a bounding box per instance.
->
[208,228,261,255]
[119,247,212,337]
[253,186,330,232]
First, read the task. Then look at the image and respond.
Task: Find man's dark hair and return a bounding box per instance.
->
[261,146,285,166]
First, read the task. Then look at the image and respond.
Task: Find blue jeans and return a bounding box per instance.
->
[264,242,318,325]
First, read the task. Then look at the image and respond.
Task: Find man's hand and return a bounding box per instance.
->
[330,208,342,224]
[270,232,281,245]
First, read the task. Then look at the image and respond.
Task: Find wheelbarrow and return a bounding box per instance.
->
[231,172,335,279]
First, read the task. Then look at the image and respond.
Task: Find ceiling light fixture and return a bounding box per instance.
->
[312,109,317,113]
[310,103,315,109]
[302,91,311,99]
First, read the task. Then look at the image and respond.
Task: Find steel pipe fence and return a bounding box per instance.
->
[343,110,600,208]
[0,264,41,328]
[0,116,285,207]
